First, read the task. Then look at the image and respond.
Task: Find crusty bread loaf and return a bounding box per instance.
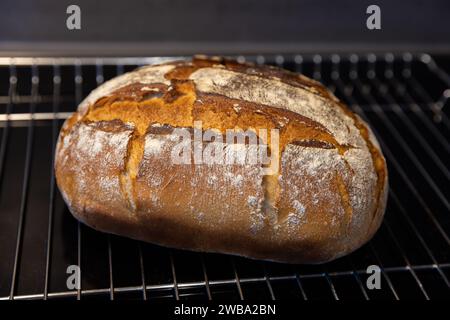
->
[55,56,388,264]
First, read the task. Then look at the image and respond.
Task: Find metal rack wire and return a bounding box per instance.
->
[0,53,448,300]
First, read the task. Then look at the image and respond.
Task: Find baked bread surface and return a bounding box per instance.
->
[55,56,388,264]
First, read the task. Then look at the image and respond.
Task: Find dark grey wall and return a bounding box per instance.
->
[1,0,449,56]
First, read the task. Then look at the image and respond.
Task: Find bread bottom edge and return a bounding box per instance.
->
[67,206,377,265]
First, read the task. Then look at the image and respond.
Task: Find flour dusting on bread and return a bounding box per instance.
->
[189,67,362,147]
[78,64,175,116]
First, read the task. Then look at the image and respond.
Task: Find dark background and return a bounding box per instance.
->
[0,0,449,56]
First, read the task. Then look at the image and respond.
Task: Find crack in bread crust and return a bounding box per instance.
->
[334,172,353,228]
[334,102,387,227]
[120,132,145,212]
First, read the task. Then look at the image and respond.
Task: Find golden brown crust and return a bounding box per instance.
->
[55,56,388,264]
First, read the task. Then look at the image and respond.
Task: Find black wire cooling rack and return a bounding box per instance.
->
[0,53,448,300]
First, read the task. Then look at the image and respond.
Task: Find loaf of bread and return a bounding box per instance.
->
[55,56,388,264]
